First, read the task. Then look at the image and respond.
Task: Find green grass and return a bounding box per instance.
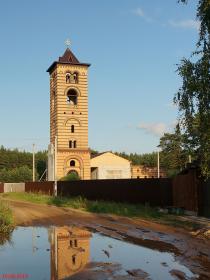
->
[1,192,162,219]
[0,192,200,230]
[0,199,14,244]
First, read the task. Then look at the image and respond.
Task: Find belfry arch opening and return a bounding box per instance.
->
[67,89,78,105]
[66,72,79,84]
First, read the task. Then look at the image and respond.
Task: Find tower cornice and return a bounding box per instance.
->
[47,48,91,73]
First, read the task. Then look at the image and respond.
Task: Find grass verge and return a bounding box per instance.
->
[0,199,14,244]
[1,192,200,230]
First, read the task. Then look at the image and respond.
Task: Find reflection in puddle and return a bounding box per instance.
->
[0,226,197,280]
[50,227,91,279]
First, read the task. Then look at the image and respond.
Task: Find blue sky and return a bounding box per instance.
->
[0,0,199,153]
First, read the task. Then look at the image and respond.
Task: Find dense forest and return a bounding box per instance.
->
[0,146,47,182]
[0,145,189,182]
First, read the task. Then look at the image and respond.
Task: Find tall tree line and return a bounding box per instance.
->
[0,146,47,182]
[159,0,210,178]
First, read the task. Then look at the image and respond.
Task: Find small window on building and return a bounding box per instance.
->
[69,141,72,148]
[70,240,73,247]
[73,141,77,148]
[74,240,78,247]
[137,176,140,179]
[71,125,74,133]
[70,160,75,167]
[67,89,77,105]
[72,255,76,265]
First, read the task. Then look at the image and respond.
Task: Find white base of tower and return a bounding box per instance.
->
[48,143,55,181]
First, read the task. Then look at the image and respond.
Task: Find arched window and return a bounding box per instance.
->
[72,72,78,84]
[66,73,71,83]
[66,72,78,84]
[71,125,74,133]
[69,140,77,149]
[70,160,75,167]
[67,89,77,105]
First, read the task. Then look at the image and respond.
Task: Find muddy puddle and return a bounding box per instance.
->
[0,226,198,280]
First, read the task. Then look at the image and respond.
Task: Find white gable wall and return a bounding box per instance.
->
[91,152,131,179]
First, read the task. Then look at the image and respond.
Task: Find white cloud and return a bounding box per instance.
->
[133,8,153,23]
[168,19,200,30]
[134,8,144,17]
[132,7,200,31]
[137,122,167,137]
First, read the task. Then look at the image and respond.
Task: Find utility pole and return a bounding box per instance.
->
[32,143,35,182]
[157,150,160,178]
[54,135,58,196]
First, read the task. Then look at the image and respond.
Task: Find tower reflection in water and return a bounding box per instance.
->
[49,226,92,280]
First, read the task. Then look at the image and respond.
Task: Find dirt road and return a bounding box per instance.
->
[4,199,210,279]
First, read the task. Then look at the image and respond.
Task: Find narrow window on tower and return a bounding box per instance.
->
[72,255,76,265]
[73,141,77,148]
[66,73,71,83]
[73,72,78,84]
[69,140,72,148]
[71,125,74,133]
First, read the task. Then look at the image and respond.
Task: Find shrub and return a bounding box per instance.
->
[59,172,80,181]
[0,200,14,244]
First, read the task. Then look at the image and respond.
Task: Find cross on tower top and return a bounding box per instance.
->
[65,39,71,48]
